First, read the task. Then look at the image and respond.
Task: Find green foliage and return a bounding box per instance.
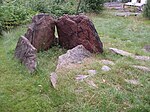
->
[20,0,77,16]
[82,0,105,13]
[0,0,2,4]
[24,0,54,13]
[54,0,66,4]
[144,0,150,19]
[0,0,105,34]
[0,0,37,33]
[50,1,76,16]
[0,0,77,34]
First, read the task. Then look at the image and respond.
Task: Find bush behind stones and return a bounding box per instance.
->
[144,0,150,19]
[0,0,105,34]
[82,0,105,13]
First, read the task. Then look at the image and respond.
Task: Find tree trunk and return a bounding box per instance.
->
[76,0,82,14]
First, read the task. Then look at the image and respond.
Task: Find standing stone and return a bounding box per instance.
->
[25,13,55,52]
[15,36,37,73]
[56,14,103,53]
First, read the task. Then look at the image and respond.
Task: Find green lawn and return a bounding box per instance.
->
[0,11,150,112]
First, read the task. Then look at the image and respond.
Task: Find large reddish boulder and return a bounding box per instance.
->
[25,13,55,52]
[56,14,103,53]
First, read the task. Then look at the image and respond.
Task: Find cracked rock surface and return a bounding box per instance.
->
[25,13,55,52]
[56,14,103,53]
[15,36,37,73]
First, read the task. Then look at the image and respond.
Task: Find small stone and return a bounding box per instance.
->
[102,79,106,83]
[116,13,128,17]
[125,79,139,85]
[100,60,115,65]
[143,45,150,52]
[132,65,150,72]
[101,65,111,71]
[75,75,88,81]
[109,47,150,61]
[77,61,82,64]
[134,56,150,61]
[50,72,58,88]
[109,48,134,57]
[88,70,97,76]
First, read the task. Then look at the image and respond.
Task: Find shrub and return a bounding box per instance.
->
[25,0,51,13]
[0,0,105,34]
[0,0,37,33]
[51,1,76,16]
[82,0,105,13]
[24,0,76,16]
[0,0,77,34]
[144,0,150,19]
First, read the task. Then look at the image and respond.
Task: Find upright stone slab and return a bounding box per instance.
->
[25,13,55,52]
[15,36,37,73]
[56,14,103,53]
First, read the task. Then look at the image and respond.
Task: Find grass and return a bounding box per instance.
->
[0,10,150,112]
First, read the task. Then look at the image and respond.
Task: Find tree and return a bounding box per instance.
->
[76,0,82,14]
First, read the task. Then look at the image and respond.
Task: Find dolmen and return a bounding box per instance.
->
[14,13,103,73]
